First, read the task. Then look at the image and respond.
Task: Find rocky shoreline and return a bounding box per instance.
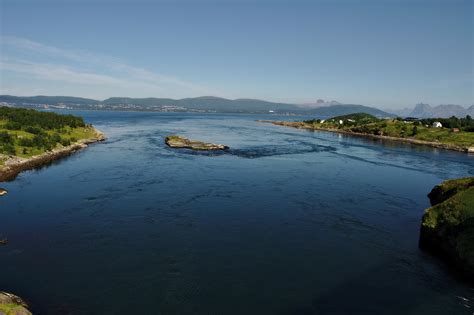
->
[0,128,105,182]
[419,177,474,282]
[0,291,31,315]
[260,120,474,153]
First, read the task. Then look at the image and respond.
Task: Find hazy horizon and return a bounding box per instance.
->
[1,93,474,111]
[1,0,472,109]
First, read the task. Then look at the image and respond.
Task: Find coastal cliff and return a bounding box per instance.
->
[0,128,105,182]
[419,177,474,282]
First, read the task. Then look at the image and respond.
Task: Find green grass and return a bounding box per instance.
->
[421,177,474,276]
[414,127,474,147]
[0,119,98,158]
[303,117,474,149]
[434,177,474,195]
[0,303,23,314]
[423,186,474,228]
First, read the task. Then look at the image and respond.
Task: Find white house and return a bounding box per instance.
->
[432,121,443,128]
[339,120,343,125]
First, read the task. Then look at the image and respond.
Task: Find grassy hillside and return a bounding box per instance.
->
[102,98,395,115]
[0,95,99,105]
[0,107,98,161]
[304,113,474,149]
[103,96,300,112]
[423,178,474,229]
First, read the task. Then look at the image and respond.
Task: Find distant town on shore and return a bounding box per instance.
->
[1,95,473,118]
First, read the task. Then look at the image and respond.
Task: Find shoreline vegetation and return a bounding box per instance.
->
[0,107,105,182]
[419,177,474,282]
[259,113,474,153]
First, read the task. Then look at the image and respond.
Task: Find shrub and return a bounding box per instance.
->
[18,138,34,147]
[60,138,71,146]
[0,131,13,144]
[4,121,21,130]
[24,126,44,135]
[1,143,15,155]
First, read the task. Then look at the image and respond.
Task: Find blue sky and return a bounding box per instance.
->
[0,0,472,109]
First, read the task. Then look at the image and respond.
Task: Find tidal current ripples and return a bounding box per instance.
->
[1,111,473,314]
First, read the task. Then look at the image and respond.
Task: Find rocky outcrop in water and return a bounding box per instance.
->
[0,189,6,196]
[165,135,229,151]
[419,177,474,282]
[0,292,32,315]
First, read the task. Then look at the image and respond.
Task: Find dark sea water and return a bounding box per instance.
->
[1,111,473,314]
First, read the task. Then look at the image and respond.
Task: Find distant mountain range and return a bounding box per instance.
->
[0,95,394,118]
[0,95,100,106]
[298,99,342,108]
[390,103,474,118]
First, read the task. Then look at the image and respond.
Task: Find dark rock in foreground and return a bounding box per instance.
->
[0,291,32,315]
[419,177,474,282]
[165,135,229,151]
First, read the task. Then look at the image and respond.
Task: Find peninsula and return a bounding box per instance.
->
[262,113,474,153]
[0,107,105,181]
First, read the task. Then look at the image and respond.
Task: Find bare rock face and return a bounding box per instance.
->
[0,292,32,315]
[165,135,229,151]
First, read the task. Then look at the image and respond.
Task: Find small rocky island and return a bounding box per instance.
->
[165,135,229,151]
[0,291,32,315]
[0,188,6,196]
[419,177,474,281]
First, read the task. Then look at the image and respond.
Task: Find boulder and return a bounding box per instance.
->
[0,189,6,196]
